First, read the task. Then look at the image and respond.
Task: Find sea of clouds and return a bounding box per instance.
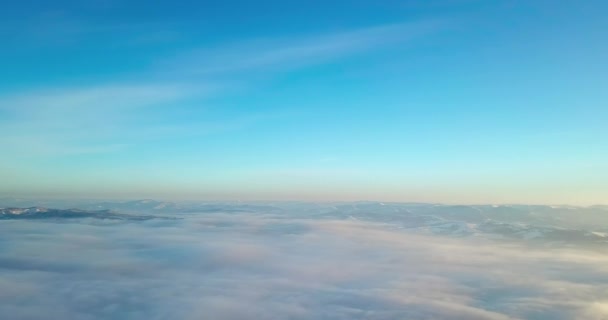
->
[1,210,607,320]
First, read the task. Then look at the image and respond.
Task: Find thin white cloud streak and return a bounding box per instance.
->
[1,83,208,117]
[160,20,444,75]
[0,83,210,155]
[0,82,293,156]
[0,20,444,157]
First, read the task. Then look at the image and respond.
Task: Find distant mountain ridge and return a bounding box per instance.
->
[305,202,608,249]
[0,207,157,221]
[79,199,282,214]
[1,200,607,249]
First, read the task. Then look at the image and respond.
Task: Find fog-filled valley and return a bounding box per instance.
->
[1,200,607,319]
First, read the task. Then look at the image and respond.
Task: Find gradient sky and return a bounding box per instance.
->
[1,0,606,204]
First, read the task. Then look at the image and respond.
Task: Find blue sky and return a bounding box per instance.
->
[1,0,606,204]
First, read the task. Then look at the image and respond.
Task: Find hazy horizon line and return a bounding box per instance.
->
[1,194,606,208]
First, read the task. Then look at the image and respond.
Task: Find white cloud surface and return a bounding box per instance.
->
[0,211,607,320]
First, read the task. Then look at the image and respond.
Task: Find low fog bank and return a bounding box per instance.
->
[1,208,607,319]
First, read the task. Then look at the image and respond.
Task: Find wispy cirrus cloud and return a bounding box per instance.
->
[0,83,210,155]
[0,19,444,157]
[159,20,444,75]
[2,83,205,116]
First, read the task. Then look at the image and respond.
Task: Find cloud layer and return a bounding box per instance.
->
[1,210,607,320]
